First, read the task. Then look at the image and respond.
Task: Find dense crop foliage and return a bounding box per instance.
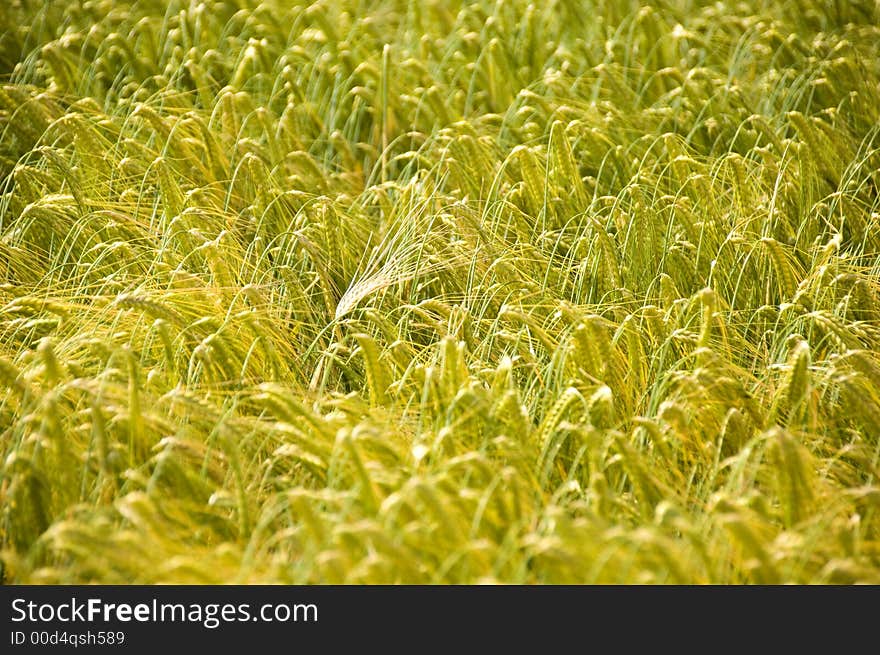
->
[1,0,879,583]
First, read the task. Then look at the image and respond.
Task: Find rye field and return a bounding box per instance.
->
[0,0,879,584]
